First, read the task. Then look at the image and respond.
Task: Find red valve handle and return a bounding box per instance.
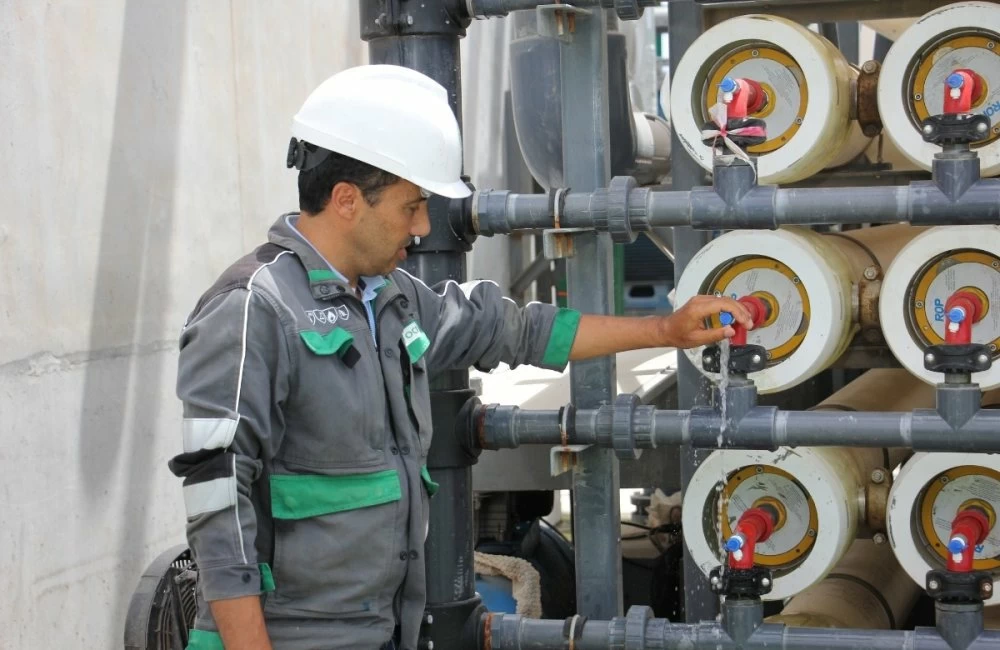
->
[947,508,990,573]
[724,78,767,119]
[731,295,769,346]
[944,290,984,345]
[727,507,776,570]
[943,69,985,115]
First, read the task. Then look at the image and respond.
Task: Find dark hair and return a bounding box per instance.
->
[298,145,400,214]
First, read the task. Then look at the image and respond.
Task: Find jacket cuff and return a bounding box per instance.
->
[539,308,581,370]
[197,563,263,602]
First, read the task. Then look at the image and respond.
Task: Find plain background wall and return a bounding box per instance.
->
[0,2,518,647]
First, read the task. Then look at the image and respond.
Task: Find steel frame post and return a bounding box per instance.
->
[667,0,718,623]
[553,4,625,620]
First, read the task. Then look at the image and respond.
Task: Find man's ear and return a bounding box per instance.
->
[329,182,361,222]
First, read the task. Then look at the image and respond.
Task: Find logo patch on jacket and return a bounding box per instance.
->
[402,321,430,363]
[305,305,350,326]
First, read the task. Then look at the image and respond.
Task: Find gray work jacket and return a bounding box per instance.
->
[169,214,581,650]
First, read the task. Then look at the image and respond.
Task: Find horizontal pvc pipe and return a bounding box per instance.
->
[482,611,1000,650]
[472,179,1000,234]
[474,402,1000,452]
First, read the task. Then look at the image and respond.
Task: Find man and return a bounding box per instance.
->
[169,64,751,650]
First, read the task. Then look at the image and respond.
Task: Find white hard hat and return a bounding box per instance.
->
[288,64,470,199]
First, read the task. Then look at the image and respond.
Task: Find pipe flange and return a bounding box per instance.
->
[612,393,642,460]
[614,0,643,21]
[624,606,652,650]
[607,176,637,244]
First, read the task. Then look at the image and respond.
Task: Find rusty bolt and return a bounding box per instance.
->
[862,60,879,74]
[871,468,886,484]
[863,125,880,137]
[864,266,879,281]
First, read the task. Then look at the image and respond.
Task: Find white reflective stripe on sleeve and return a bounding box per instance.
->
[183,476,238,518]
[182,418,239,453]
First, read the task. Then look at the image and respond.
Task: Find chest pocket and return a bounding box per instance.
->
[285,324,385,468]
[399,318,434,457]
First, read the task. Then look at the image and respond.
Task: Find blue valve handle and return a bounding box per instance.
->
[948,536,968,554]
[725,534,744,552]
[947,72,966,89]
[719,77,738,94]
[720,311,735,327]
[948,306,967,324]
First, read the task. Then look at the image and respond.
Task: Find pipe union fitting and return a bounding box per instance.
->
[612,393,642,459]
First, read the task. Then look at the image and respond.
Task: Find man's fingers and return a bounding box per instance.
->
[694,296,754,329]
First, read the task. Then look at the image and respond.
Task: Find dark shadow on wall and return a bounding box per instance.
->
[76,0,188,641]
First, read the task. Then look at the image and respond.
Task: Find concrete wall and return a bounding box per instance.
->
[0,2,516,648]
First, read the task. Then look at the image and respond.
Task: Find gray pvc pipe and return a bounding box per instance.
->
[483,612,1000,650]
[472,179,1000,234]
[476,403,1000,453]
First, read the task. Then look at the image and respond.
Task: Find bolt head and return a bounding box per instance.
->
[864,266,879,280]
[873,532,887,545]
[985,583,994,593]
[760,577,771,587]
[979,354,990,365]
[751,354,762,365]
[929,579,941,590]
[871,469,886,484]
[925,353,936,364]
[710,575,721,586]
[427,642,435,650]
[978,121,990,133]
[923,124,935,135]
[862,60,878,74]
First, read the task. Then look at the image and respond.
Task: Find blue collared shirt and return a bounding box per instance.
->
[285,214,386,347]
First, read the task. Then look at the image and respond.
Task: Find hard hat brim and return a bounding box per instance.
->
[420,178,472,199]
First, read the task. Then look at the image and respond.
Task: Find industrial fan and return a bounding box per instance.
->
[124,545,198,650]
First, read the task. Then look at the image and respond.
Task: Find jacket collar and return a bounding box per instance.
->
[268,213,387,302]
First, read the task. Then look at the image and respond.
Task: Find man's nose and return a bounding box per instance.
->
[412,203,432,238]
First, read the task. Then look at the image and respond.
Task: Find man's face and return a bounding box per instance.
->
[353,180,431,276]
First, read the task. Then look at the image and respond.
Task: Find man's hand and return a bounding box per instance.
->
[658,294,754,349]
[567,294,755,361]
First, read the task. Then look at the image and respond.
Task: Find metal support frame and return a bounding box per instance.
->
[667,0,718,623]
[480,599,999,650]
[550,4,625,620]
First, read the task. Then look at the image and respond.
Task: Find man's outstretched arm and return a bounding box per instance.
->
[569,294,753,361]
